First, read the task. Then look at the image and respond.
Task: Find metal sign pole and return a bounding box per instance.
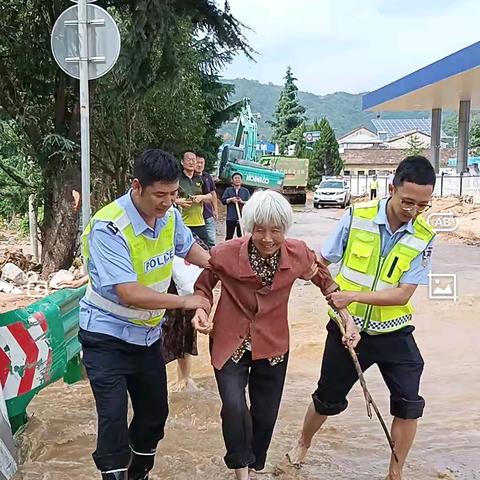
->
[78,0,91,229]
[52,1,120,229]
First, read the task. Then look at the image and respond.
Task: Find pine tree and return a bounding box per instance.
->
[309,118,343,186]
[270,67,306,153]
[406,134,424,156]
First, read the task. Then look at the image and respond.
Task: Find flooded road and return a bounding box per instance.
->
[13,206,480,479]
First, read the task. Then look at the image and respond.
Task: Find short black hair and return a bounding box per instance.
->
[133,149,180,187]
[195,150,207,160]
[231,172,243,180]
[393,156,436,188]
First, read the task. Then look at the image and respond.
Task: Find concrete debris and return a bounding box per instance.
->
[0,279,22,295]
[49,270,76,290]
[1,263,28,286]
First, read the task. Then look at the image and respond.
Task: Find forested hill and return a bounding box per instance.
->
[219,78,427,140]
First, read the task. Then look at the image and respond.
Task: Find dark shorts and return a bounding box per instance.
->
[312,320,425,419]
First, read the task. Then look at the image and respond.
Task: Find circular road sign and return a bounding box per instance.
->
[51,4,121,80]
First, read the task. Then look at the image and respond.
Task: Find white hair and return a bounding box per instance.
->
[241,190,293,234]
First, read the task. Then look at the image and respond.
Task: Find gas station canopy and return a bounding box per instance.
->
[363,41,480,112]
[362,41,480,173]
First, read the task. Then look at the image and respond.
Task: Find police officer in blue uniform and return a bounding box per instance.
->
[79,150,210,480]
[289,156,436,480]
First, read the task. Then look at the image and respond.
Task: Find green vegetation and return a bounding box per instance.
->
[406,135,425,156]
[308,119,343,186]
[270,67,305,153]
[0,0,250,274]
[219,78,430,141]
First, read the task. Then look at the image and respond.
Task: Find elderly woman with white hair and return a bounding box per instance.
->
[192,190,359,480]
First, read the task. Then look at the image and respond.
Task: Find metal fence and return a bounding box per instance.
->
[345,174,480,203]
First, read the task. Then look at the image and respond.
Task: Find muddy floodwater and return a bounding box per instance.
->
[12,207,480,480]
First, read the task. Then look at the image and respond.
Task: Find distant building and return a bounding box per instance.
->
[371,118,448,143]
[338,118,450,174]
[387,130,448,149]
[337,127,383,150]
[341,148,456,176]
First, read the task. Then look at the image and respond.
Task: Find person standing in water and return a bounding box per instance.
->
[192,190,360,480]
[79,149,210,480]
[288,156,436,480]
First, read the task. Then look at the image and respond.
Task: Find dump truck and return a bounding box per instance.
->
[260,156,309,205]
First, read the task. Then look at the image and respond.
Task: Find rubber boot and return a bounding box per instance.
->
[101,471,128,480]
[128,452,155,480]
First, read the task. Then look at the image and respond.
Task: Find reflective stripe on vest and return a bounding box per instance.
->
[330,200,435,334]
[81,200,176,327]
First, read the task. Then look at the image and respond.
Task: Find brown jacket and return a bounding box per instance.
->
[194,235,337,369]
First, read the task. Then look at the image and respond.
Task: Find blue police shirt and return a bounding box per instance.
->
[79,191,195,346]
[321,198,434,285]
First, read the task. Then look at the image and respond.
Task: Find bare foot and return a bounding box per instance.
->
[385,474,403,480]
[235,467,249,480]
[274,453,302,475]
[286,441,309,465]
[249,466,275,477]
[168,377,201,393]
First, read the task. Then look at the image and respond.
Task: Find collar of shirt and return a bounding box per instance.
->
[120,190,169,237]
[238,235,291,278]
[248,240,280,284]
[373,197,415,235]
[181,170,198,181]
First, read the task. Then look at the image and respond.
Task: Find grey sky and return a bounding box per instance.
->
[223,0,480,95]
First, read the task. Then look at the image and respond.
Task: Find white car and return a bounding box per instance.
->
[313,179,351,209]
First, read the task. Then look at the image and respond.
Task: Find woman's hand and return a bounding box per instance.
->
[191,308,213,335]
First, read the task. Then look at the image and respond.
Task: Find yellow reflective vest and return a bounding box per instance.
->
[329,200,435,334]
[82,200,175,328]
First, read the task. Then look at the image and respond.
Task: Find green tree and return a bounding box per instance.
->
[270,66,305,153]
[0,0,251,275]
[469,119,480,155]
[309,118,343,186]
[0,120,41,219]
[288,124,307,157]
[406,134,424,156]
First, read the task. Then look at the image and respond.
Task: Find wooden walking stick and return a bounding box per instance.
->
[234,201,243,236]
[332,309,399,463]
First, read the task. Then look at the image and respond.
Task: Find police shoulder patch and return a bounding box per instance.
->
[423,244,433,259]
[106,221,119,235]
[422,244,433,266]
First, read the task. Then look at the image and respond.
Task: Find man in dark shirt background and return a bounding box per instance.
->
[222,172,251,240]
[195,153,218,248]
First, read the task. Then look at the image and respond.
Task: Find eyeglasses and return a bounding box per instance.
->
[400,199,432,213]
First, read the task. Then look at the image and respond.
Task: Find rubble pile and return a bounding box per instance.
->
[0,245,87,313]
